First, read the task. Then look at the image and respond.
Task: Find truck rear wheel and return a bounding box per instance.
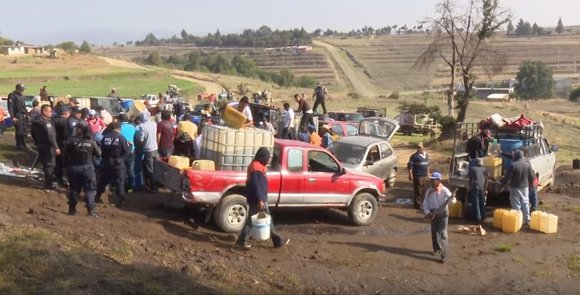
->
[348,193,378,226]
[214,194,248,233]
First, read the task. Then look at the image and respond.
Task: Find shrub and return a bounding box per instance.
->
[347,92,361,99]
[388,91,400,99]
[569,87,580,102]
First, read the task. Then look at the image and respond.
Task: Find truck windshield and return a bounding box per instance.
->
[328,142,366,167]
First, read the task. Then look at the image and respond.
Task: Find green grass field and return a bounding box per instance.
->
[0,56,203,98]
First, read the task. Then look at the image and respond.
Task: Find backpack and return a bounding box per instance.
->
[178,131,192,143]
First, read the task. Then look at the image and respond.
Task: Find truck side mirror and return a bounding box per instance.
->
[551,145,559,152]
[340,167,347,175]
[364,160,374,167]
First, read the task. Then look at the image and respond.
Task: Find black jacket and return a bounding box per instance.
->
[7,91,26,117]
[63,137,101,167]
[53,116,69,149]
[31,115,58,149]
[100,131,129,169]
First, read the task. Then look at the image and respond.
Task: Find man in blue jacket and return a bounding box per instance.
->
[235,147,289,249]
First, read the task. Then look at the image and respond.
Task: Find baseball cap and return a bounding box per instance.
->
[417,143,424,148]
[16,83,25,90]
[88,109,97,116]
[430,172,443,180]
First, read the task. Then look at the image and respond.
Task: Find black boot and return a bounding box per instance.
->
[68,204,76,215]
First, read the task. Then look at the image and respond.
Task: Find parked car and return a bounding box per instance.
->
[356,106,387,118]
[154,139,386,233]
[72,96,124,116]
[328,118,399,187]
[327,112,365,123]
[319,120,359,137]
[142,94,159,107]
[357,117,400,141]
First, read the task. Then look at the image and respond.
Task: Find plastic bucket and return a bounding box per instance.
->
[126,100,147,121]
[250,211,271,241]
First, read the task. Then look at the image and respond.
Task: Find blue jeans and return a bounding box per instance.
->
[124,153,135,190]
[510,187,530,224]
[468,187,486,224]
[134,151,144,190]
[529,186,539,211]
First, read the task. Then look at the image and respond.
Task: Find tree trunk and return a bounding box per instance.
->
[456,98,470,123]
[448,75,455,117]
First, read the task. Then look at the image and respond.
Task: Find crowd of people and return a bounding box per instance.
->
[5,83,203,217]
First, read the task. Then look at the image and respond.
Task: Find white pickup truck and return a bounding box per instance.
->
[449,122,558,198]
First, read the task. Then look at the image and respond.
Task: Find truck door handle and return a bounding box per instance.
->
[308,178,316,183]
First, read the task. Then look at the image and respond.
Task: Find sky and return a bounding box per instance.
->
[0,0,578,45]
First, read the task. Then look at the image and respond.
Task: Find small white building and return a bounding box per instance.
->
[0,42,46,56]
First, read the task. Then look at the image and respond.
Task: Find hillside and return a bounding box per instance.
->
[0,55,202,98]
[324,34,580,92]
[94,46,338,87]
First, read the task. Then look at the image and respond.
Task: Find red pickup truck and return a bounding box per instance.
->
[155,139,386,233]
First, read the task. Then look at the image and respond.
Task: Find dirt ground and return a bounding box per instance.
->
[0,134,578,294]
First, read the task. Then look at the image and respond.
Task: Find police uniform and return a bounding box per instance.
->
[7,89,27,148]
[63,135,101,216]
[31,115,59,189]
[96,131,129,206]
[53,114,70,185]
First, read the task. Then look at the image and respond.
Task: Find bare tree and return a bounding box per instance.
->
[414,0,511,122]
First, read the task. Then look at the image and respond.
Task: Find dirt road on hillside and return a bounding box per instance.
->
[97,56,149,70]
[314,40,376,98]
[169,70,224,95]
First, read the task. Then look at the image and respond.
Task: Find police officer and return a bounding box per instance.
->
[96,121,129,207]
[31,105,60,189]
[63,124,101,217]
[53,105,71,186]
[68,106,84,136]
[7,83,28,149]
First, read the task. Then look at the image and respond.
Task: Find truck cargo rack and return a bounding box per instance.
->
[450,121,544,176]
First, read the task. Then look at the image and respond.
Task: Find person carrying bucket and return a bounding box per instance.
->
[422,172,455,263]
[235,147,289,249]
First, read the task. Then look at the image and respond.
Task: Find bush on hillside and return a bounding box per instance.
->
[347,92,361,99]
[569,87,580,102]
[388,91,400,99]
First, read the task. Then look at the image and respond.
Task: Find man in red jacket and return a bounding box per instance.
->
[235,147,289,249]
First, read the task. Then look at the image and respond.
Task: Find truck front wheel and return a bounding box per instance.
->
[214,194,248,233]
[348,193,378,226]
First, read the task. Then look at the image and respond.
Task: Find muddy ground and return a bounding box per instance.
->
[0,134,578,294]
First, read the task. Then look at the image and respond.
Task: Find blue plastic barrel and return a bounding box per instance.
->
[121,99,133,111]
[500,139,523,172]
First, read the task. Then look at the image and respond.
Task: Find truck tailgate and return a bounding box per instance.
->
[154,160,182,193]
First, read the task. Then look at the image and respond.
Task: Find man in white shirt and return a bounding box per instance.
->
[282,102,294,139]
[228,96,253,127]
[422,172,455,264]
